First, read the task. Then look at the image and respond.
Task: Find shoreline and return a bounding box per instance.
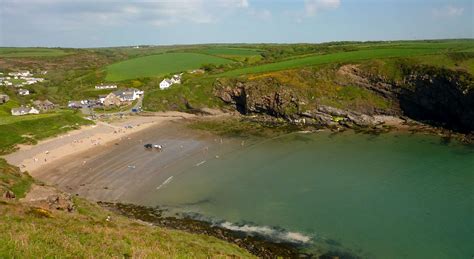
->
[3,112,198,175]
[3,112,472,258]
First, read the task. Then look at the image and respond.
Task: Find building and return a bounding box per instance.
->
[33,100,55,111]
[11,106,39,116]
[160,74,182,90]
[113,88,144,102]
[103,93,122,107]
[0,94,9,104]
[68,101,83,109]
[160,79,173,90]
[98,94,107,104]
[9,71,32,77]
[18,89,30,96]
[95,84,118,90]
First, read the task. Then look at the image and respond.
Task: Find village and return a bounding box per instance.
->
[0,70,184,117]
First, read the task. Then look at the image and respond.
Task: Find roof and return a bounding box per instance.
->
[12,107,31,113]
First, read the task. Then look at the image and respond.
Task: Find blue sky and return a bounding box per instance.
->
[0,0,472,47]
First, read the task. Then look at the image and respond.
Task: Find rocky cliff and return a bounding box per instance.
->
[215,64,474,133]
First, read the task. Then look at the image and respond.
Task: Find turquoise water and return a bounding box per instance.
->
[148,132,474,258]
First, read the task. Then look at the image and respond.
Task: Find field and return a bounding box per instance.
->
[0,48,71,58]
[105,53,233,81]
[200,47,262,56]
[219,43,474,77]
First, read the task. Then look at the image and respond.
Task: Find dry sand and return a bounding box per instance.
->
[3,112,196,174]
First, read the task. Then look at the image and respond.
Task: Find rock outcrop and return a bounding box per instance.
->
[338,64,474,133]
[215,64,474,134]
[20,184,74,212]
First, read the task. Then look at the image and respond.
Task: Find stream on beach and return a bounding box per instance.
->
[39,125,474,258]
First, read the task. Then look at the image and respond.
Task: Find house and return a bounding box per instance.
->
[160,74,182,90]
[9,71,31,77]
[18,89,30,96]
[103,92,122,107]
[11,106,39,116]
[68,101,83,109]
[170,73,182,84]
[160,79,173,90]
[33,99,55,111]
[0,94,9,104]
[113,88,144,102]
[98,94,107,104]
[95,84,118,90]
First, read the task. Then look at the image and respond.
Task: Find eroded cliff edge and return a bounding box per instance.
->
[214,62,474,135]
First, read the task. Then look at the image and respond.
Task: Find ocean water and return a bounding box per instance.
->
[146,131,474,258]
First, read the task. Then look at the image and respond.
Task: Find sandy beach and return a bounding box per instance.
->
[3,112,197,174]
[3,111,240,204]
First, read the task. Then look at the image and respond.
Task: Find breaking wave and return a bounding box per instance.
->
[219,221,311,244]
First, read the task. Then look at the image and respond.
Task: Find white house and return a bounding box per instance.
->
[95,84,118,90]
[18,89,30,96]
[11,106,39,116]
[9,71,31,77]
[160,79,173,90]
[113,88,144,101]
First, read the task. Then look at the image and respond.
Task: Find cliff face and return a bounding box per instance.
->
[215,78,301,119]
[398,67,474,133]
[215,64,474,133]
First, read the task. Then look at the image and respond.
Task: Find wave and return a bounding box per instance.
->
[156,176,173,190]
[219,221,311,244]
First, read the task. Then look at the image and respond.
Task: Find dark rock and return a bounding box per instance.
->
[3,190,16,199]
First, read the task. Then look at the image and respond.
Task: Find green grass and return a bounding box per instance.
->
[0,48,70,58]
[319,85,392,110]
[105,53,233,81]
[143,77,221,111]
[0,160,251,258]
[0,159,34,198]
[219,47,471,77]
[200,47,262,56]
[0,111,93,154]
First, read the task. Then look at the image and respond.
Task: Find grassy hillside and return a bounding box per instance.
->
[0,160,252,258]
[0,110,93,154]
[0,48,72,58]
[105,53,233,81]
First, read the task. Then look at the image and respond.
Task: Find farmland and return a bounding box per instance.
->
[105,53,233,81]
[219,42,474,77]
[0,48,71,58]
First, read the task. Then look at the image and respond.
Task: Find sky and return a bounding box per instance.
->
[0,0,472,47]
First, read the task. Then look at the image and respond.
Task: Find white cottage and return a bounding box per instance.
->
[160,79,173,90]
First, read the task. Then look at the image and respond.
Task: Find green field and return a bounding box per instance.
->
[0,48,70,58]
[219,46,470,77]
[200,47,262,56]
[105,53,233,81]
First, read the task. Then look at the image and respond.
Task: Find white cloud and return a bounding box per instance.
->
[432,5,464,17]
[1,0,252,28]
[304,0,341,16]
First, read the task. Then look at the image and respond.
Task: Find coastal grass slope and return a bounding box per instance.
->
[105,53,233,81]
[0,160,252,258]
[0,111,93,155]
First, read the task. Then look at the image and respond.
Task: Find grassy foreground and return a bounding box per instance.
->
[0,161,252,258]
